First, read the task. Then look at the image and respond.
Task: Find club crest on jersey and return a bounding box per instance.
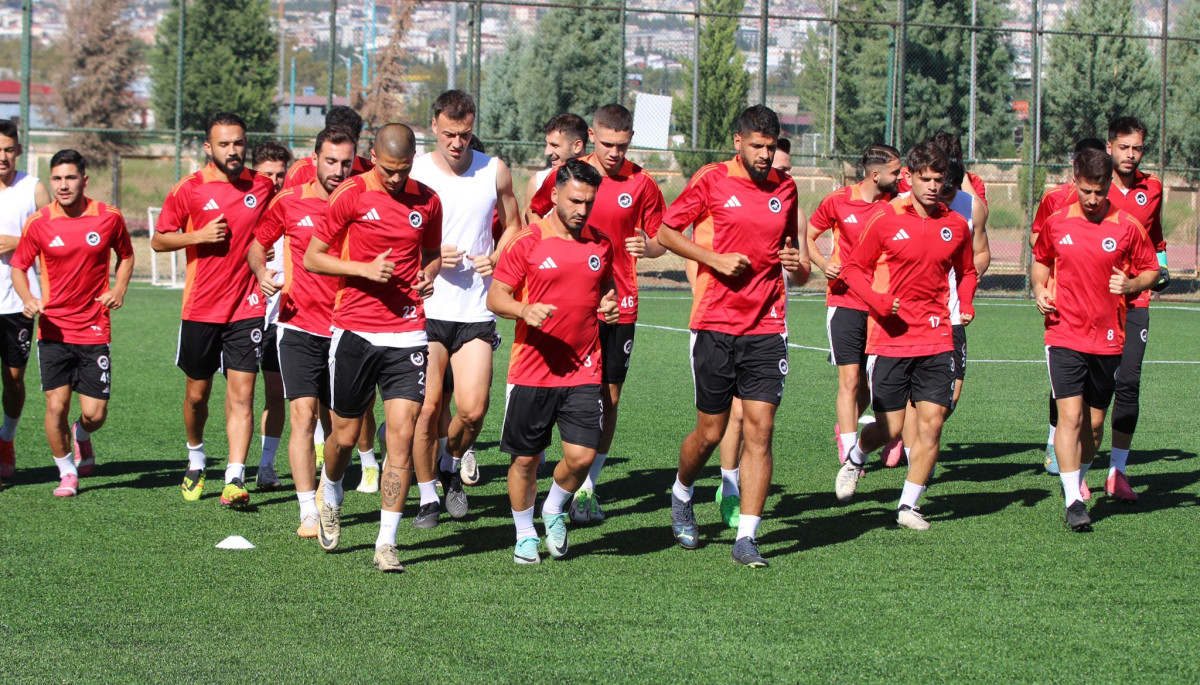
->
[410,351,425,366]
[617,192,633,208]
[940,227,953,242]
[1102,237,1117,253]
[588,255,602,272]
[97,355,109,370]
[1135,191,1148,206]
[409,211,423,228]
[86,231,101,246]
[251,328,262,344]
[768,197,783,214]
[244,194,258,209]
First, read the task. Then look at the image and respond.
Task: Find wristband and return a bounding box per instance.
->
[1157,251,1168,268]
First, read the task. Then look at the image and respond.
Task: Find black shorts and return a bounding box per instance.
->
[869,352,955,412]
[427,319,499,355]
[500,384,603,455]
[599,321,636,385]
[260,323,280,374]
[690,330,788,414]
[38,340,111,399]
[1047,346,1121,409]
[277,327,331,402]
[176,318,262,379]
[826,307,868,366]
[329,330,426,418]
[0,312,34,368]
[952,324,967,381]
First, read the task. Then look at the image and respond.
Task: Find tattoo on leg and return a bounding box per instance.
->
[382,471,402,508]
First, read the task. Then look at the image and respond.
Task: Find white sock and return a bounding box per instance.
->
[847,444,867,466]
[542,481,572,517]
[672,476,693,502]
[736,514,761,540]
[437,437,451,472]
[324,476,344,507]
[1110,447,1130,474]
[74,420,91,443]
[54,453,77,478]
[838,432,857,460]
[899,480,925,509]
[586,452,608,490]
[720,468,740,497]
[1061,469,1081,507]
[359,448,378,470]
[0,413,19,442]
[313,421,326,445]
[417,480,439,506]
[297,490,317,519]
[376,510,402,548]
[187,442,206,470]
[513,506,536,541]
[225,462,245,484]
[260,436,280,467]
[1047,424,1057,445]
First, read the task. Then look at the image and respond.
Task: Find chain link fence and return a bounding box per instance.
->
[10,0,1200,299]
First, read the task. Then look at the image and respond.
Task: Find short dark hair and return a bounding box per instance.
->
[556,158,603,189]
[775,137,791,154]
[252,141,292,167]
[943,157,965,192]
[1073,148,1113,183]
[1108,116,1148,142]
[861,143,901,171]
[468,135,486,154]
[593,104,633,133]
[906,141,949,176]
[736,105,780,138]
[1073,137,1107,155]
[50,149,86,175]
[314,128,355,155]
[0,119,17,143]
[543,113,588,144]
[206,112,247,139]
[325,106,364,139]
[932,130,963,160]
[433,89,476,121]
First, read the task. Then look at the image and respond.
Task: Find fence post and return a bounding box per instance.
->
[174,0,186,182]
[1160,0,1169,177]
[1023,0,1042,292]
[758,0,768,106]
[327,0,337,108]
[472,0,483,103]
[885,26,896,146]
[828,0,839,155]
[619,0,627,105]
[691,0,700,147]
[448,2,458,90]
[111,152,121,208]
[968,0,978,160]
[895,0,906,149]
[18,0,30,146]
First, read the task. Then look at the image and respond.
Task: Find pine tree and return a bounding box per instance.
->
[149,0,278,133]
[1166,0,1200,180]
[42,0,141,166]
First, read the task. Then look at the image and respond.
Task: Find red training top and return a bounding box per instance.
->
[808,183,895,311]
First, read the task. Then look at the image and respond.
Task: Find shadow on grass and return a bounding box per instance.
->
[933,441,1047,481]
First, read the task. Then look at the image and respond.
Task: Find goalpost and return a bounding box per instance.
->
[146,206,186,289]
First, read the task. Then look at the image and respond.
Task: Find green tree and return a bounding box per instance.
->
[673,0,752,178]
[149,0,278,133]
[1041,0,1155,160]
[1166,0,1200,180]
[42,0,142,166]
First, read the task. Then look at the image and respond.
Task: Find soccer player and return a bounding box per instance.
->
[303,123,441,572]
[524,113,588,223]
[284,106,374,189]
[555,104,666,525]
[657,105,809,567]
[10,150,133,497]
[897,130,988,203]
[487,158,620,564]
[806,143,902,467]
[1031,148,1158,531]
[833,142,978,531]
[0,119,50,482]
[409,90,522,526]
[249,141,292,491]
[248,128,355,537]
[152,112,275,507]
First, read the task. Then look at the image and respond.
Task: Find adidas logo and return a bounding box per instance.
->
[538,257,559,270]
[892,229,911,241]
[1059,234,1073,245]
[724,196,742,208]
[361,208,381,221]
[49,236,65,247]
[844,214,859,224]
[203,199,219,211]
[297,215,314,227]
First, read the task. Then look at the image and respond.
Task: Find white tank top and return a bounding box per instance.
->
[0,171,41,313]
[946,190,975,325]
[265,236,285,325]
[411,151,499,322]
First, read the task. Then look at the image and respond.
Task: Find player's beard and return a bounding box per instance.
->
[215,154,244,178]
[878,177,900,195]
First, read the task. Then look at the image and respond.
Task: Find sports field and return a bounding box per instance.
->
[2,285,1199,682]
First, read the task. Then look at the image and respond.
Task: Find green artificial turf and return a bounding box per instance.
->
[2,286,1198,683]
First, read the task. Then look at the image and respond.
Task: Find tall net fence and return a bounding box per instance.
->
[9,0,1200,298]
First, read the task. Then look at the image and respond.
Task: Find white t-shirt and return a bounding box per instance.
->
[0,171,41,313]
[945,190,975,326]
